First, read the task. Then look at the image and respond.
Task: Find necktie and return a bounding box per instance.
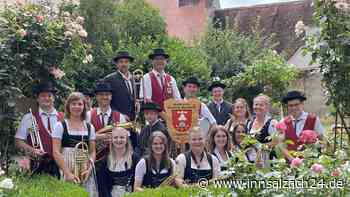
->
[159,74,165,91]
[47,115,51,133]
[125,80,132,95]
[101,113,107,127]
[294,119,300,134]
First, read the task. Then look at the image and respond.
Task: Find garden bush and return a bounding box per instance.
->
[1,175,88,197]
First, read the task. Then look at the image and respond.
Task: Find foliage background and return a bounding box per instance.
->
[0,0,300,173]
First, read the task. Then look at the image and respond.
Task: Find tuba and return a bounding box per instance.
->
[73,140,89,184]
[28,108,44,153]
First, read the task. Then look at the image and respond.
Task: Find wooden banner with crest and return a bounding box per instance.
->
[164,98,201,144]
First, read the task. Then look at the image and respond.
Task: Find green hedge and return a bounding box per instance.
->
[2,175,88,197]
[125,186,231,197]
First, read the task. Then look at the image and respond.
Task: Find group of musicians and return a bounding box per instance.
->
[15,48,325,197]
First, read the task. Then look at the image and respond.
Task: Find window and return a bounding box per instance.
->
[178,0,199,7]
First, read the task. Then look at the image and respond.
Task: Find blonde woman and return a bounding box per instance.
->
[134,131,176,191]
[225,98,251,134]
[175,127,220,186]
[207,125,232,171]
[247,94,277,143]
[97,127,140,197]
[246,94,278,167]
[52,92,98,197]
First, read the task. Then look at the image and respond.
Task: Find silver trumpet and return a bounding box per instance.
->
[29,108,44,153]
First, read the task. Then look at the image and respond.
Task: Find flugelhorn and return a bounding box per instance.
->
[73,140,89,184]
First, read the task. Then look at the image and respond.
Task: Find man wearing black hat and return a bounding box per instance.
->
[140,48,181,110]
[281,90,324,152]
[104,51,136,121]
[137,102,171,156]
[207,81,232,125]
[182,76,216,131]
[15,82,64,177]
[88,82,136,162]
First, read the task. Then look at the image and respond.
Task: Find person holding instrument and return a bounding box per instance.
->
[52,92,98,197]
[15,82,64,177]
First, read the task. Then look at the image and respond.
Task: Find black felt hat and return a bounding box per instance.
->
[182,76,201,87]
[33,82,57,95]
[141,102,162,112]
[94,82,113,94]
[148,48,170,59]
[282,90,307,104]
[112,51,134,64]
[208,81,226,91]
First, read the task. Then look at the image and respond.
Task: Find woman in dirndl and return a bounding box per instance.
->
[97,127,140,197]
[52,92,98,197]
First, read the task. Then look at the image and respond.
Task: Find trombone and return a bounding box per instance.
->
[132,68,144,132]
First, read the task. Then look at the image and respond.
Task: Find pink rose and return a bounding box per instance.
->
[290,157,303,168]
[276,122,287,133]
[36,15,44,23]
[18,157,31,171]
[311,163,324,173]
[49,66,65,79]
[331,168,341,177]
[299,130,318,144]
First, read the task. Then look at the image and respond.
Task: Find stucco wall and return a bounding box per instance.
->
[146,0,210,42]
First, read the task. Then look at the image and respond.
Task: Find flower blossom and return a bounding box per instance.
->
[78,29,88,38]
[83,54,93,64]
[49,66,66,79]
[295,20,306,37]
[299,130,318,144]
[76,16,85,24]
[331,168,341,177]
[0,178,14,190]
[276,122,287,133]
[36,15,44,23]
[290,157,303,168]
[311,163,325,173]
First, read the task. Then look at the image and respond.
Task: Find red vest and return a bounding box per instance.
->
[149,72,173,109]
[283,113,316,151]
[27,111,64,157]
[90,108,121,131]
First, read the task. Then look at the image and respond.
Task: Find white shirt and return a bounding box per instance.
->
[287,111,324,137]
[200,103,217,124]
[139,69,181,100]
[213,99,224,112]
[86,107,127,125]
[175,153,220,179]
[134,158,176,183]
[248,115,277,136]
[52,120,96,140]
[213,147,230,167]
[15,107,60,140]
